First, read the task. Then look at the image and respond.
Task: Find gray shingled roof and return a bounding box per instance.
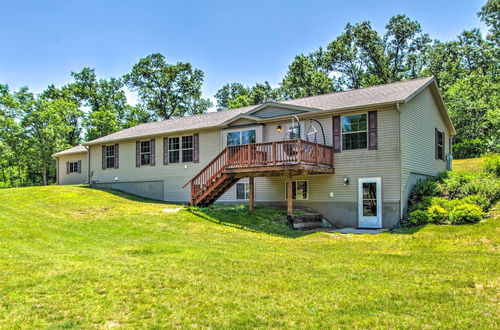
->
[85,77,436,145]
[52,145,87,157]
[282,76,434,110]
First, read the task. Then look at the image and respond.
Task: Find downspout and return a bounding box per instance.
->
[396,102,403,224]
[86,145,91,185]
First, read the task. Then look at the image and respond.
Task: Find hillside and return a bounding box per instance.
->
[0,184,498,328]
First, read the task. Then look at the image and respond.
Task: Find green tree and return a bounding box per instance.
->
[70,68,140,140]
[281,53,335,99]
[215,81,281,110]
[479,0,500,46]
[215,83,249,110]
[124,53,212,119]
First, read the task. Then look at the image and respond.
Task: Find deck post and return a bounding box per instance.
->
[248,177,254,212]
[287,175,293,215]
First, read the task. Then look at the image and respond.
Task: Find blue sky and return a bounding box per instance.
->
[0,0,487,108]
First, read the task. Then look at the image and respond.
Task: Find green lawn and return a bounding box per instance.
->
[0,185,498,328]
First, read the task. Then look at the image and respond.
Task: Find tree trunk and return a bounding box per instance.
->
[42,165,47,186]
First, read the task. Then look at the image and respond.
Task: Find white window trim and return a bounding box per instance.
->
[181,135,194,163]
[105,145,115,169]
[168,135,194,163]
[284,180,309,201]
[69,161,79,174]
[140,140,151,166]
[226,129,257,146]
[236,182,249,200]
[341,112,368,152]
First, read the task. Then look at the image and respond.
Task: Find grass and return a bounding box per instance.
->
[0,186,498,328]
[453,157,487,172]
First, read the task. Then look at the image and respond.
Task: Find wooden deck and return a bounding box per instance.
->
[184,139,334,208]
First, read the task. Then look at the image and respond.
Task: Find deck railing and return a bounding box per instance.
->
[184,139,334,201]
[226,139,333,168]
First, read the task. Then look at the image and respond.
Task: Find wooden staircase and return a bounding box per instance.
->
[184,139,334,207]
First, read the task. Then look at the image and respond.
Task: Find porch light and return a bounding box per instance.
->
[343,177,350,186]
[277,125,282,133]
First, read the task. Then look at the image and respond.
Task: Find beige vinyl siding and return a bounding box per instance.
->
[260,109,400,202]
[400,86,451,211]
[57,153,88,185]
[89,107,401,205]
[90,130,222,202]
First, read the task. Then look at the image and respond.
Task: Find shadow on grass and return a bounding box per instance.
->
[187,205,314,239]
[79,185,182,205]
[387,226,424,235]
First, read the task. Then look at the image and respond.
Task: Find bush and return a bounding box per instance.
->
[462,194,490,212]
[408,178,439,206]
[449,203,484,224]
[461,176,500,204]
[437,170,474,199]
[453,138,485,159]
[407,210,430,226]
[427,205,449,224]
[483,154,500,178]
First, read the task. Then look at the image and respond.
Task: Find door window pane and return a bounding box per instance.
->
[362,182,377,216]
[363,200,377,216]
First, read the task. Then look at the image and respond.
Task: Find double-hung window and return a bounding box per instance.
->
[182,136,194,162]
[342,114,368,150]
[168,135,194,163]
[69,161,79,173]
[236,182,249,200]
[436,130,444,160]
[227,129,256,146]
[285,180,308,200]
[169,137,180,163]
[106,145,115,168]
[140,141,151,165]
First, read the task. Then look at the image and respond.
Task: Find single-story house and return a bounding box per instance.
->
[53,76,455,229]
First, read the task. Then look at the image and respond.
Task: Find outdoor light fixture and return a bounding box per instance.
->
[277,125,282,133]
[343,177,350,186]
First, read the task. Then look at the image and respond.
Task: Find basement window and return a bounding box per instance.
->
[285,180,308,200]
[236,182,249,200]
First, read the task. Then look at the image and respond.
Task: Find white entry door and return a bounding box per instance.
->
[358,177,382,228]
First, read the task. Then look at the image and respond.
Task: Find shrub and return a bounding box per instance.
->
[453,138,485,159]
[461,176,500,204]
[449,203,484,224]
[427,205,449,224]
[483,154,500,178]
[407,210,430,226]
[408,178,439,206]
[437,170,474,199]
[462,194,490,212]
